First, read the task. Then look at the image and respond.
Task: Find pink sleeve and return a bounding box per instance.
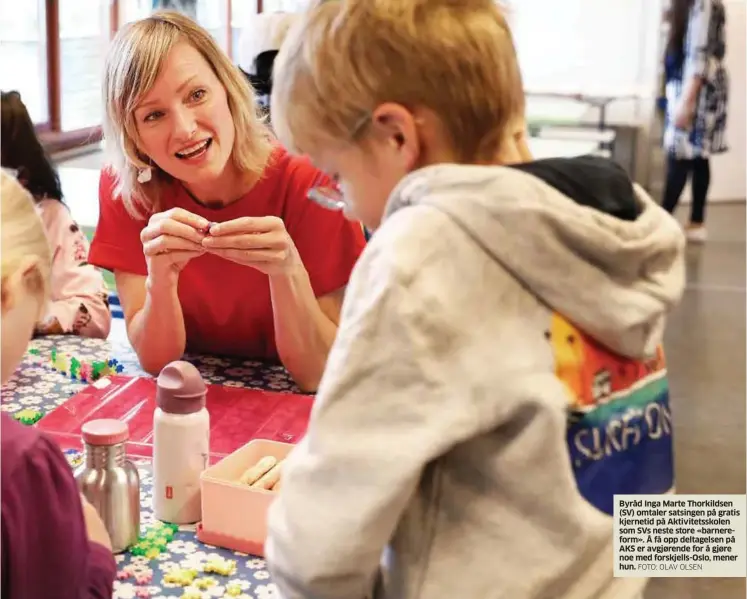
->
[37,200,112,339]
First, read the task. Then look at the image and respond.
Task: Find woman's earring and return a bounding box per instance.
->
[137,166,152,183]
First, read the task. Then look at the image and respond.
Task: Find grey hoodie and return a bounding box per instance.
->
[266,157,686,599]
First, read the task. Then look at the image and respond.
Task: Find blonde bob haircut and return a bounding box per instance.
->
[102,10,274,218]
[272,0,525,164]
[0,171,51,307]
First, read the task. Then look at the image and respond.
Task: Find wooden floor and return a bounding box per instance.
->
[646,203,746,599]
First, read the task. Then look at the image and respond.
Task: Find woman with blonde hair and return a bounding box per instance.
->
[1,171,116,599]
[89,11,365,390]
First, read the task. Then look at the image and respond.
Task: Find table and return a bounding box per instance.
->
[527,138,607,160]
[525,90,642,130]
[2,335,300,599]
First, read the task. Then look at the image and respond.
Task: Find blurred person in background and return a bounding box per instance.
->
[661,0,729,243]
[1,91,111,338]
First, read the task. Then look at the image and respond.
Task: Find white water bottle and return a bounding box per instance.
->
[153,360,210,524]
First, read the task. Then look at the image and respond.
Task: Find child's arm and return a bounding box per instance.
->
[688,0,713,80]
[265,250,503,599]
[36,200,111,339]
[1,424,116,598]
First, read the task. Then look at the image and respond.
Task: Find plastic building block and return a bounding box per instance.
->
[164,568,198,586]
[128,521,179,558]
[193,577,217,590]
[29,348,123,382]
[129,541,153,556]
[149,521,179,537]
[144,547,161,560]
[135,573,153,585]
[203,557,236,576]
[225,583,243,597]
[135,589,151,598]
[13,408,44,425]
[64,449,83,469]
[180,590,203,599]
[70,357,81,379]
[117,570,131,580]
[79,363,93,382]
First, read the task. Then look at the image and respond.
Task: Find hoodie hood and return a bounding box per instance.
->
[383,156,686,359]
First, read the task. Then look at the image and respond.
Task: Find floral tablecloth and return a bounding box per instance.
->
[1,334,302,599]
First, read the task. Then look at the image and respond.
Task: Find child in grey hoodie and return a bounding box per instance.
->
[266,1,686,598]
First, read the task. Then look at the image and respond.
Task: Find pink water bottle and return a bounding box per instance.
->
[153,361,210,524]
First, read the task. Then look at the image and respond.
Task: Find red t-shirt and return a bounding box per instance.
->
[89,146,366,360]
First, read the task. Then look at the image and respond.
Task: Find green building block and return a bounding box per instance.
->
[13,408,44,425]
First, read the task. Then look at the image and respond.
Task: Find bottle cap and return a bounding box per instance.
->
[156,360,207,415]
[82,418,129,446]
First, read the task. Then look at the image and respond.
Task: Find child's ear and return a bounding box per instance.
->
[1,257,44,314]
[1,270,22,314]
[372,103,420,170]
[0,276,11,313]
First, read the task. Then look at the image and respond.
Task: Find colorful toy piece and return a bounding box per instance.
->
[149,521,179,537]
[180,590,203,599]
[203,557,236,576]
[12,408,44,425]
[70,357,81,379]
[28,348,123,383]
[52,351,70,375]
[225,583,243,597]
[164,568,198,586]
[128,521,179,558]
[129,541,153,557]
[63,448,84,468]
[79,362,93,382]
[193,577,217,590]
[135,589,151,598]
[116,570,131,580]
[144,547,161,560]
[204,222,218,235]
[135,573,153,585]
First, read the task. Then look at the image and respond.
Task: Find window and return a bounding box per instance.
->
[197,0,229,52]
[59,0,110,131]
[231,0,259,59]
[120,0,155,25]
[0,0,48,124]
[3,0,288,151]
[121,0,230,51]
[262,0,309,12]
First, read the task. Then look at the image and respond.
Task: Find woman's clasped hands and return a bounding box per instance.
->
[140,208,299,287]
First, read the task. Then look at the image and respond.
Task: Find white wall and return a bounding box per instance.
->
[509,0,664,128]
[510,0,745,201]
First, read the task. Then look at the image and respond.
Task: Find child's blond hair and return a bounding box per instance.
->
[0,171,51,306]
[102,10,274,219]
[271,0,525,163]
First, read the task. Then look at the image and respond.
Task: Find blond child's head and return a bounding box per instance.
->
[0,171,51,383]
[102,10,274,218]
[271,0,526,230]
